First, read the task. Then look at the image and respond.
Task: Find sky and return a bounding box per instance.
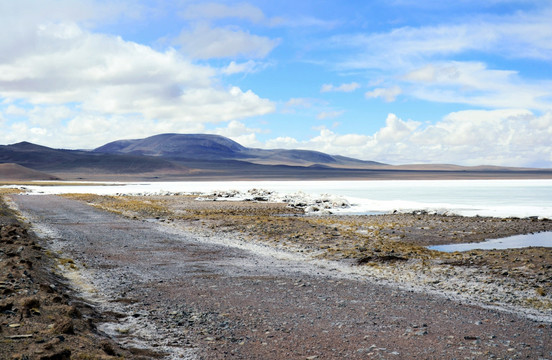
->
[1,0,552,167]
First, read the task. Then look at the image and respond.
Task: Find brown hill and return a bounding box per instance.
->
[0,163,61,181]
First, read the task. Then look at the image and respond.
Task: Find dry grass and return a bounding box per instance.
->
[0,188,24,195]
[62,194,445,262]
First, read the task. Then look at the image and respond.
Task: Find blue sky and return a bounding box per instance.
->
[1,0,551,167]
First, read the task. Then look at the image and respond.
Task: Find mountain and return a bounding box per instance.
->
[94,133,383,167]
[0,141,188,175]
[0,163,60,181]
[1,135,551,181]
[94,134,248,160]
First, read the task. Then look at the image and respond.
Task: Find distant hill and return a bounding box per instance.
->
[94,133,383,167]
[0,163,60,181]
[94,134,248,160]
[1,134,551,181]
[0,141,189,174]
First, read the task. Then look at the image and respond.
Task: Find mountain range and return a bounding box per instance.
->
[1,133,551,181]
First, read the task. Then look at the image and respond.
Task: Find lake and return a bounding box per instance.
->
[428,231,552,252]
[7,179,552,219]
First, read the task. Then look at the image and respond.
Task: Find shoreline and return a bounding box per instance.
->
[5,178,552,219]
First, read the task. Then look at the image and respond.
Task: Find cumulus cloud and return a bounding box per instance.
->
[211,120,264,147]
[0,21,275,117]
[175,24,280,59]
[320,82,360,93]
[265,136,299,149]
[365,86,402,102]
[213,120,261,137]
[0,15,275,148]
[259,111,552,167]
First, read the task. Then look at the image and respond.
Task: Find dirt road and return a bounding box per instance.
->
[10,194,552,359]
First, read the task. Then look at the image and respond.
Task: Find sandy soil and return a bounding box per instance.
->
[4,194,551,359]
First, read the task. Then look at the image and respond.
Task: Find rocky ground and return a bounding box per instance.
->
[66,194,552,318]
[0,193,158,359]
[2,192,552,359]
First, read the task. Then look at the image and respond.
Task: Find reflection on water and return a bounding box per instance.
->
[428,231,552,252]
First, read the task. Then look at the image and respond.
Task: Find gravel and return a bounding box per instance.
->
[9,194,552,359]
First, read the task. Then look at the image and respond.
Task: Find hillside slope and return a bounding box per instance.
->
[94,133,383,167]
[0,142,188,174]
[0,163,60,181]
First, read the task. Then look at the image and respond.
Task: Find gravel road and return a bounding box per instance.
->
[11,194,552,359]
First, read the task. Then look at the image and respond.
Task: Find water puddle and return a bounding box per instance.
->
[428,231,552,252]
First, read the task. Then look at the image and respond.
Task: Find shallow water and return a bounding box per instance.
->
[428,231,552,252]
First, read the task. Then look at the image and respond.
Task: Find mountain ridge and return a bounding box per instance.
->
[93,133,383,167]
[1,133,552,181]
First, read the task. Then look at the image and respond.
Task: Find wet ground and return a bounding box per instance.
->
[6,194,552,359]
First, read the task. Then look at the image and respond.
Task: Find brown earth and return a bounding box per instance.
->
[0,196,160,359]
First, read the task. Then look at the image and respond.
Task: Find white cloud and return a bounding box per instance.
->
[281,98,318,114]
[180,2,267,23]
[213,120,261,137]
[0,108,211,149]
[320,82,360,93]
[259,110,552,167]
[403,62,552,110]
[5,105,27,116]
[265,136,299,149]
[276,16,341,29]
[316,110,344,120]
[330,7,552,110]
[211,120,265,147]
[175,24,280,59]
[281,97,330,116]
[0,17,276,148]
[365,86,402,102]
[221,60,269,75]
[335,8,552,69]
[27,106,74,127]
[285,98,313,108]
